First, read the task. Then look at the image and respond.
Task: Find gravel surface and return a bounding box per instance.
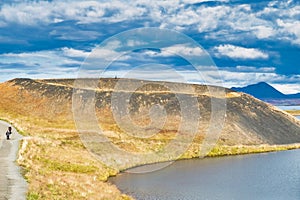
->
[0,121,27,200]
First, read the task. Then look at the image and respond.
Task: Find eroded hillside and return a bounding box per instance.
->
[0,78,299,199]
[2,78,299,145]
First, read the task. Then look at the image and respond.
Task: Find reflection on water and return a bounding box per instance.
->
[110,150,300,200]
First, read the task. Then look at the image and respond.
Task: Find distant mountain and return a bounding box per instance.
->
[232,82,300,100]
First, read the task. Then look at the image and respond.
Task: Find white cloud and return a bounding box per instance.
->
[50,29,101,41]
[198,2,300,43]
[0,48,82,77]
[271,83,300,94]
[141,44,207,58]
[90,48,122,60]
[252,25,275,39]
[0,0,299,89]
[255,2,300,44]
[62,41,130,61]
[235,66,276,73]
[277,19,300,45]
[0,1,53,25]
[214,44,269,60]
[0,0,299,47]
[0,0,147,25]
[206,70,300,94]
[126,39,148,47]
[62,48,90,58]
[161,44,206,57]
[0,46,298,95]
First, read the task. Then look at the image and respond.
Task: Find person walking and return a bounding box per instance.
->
[5,127,12,140]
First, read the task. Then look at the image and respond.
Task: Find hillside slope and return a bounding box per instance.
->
[0,78,300,199]
[3,78,299,145]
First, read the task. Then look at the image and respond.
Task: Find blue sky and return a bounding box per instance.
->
[0,0,299,94]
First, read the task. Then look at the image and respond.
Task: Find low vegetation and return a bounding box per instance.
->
[0,78,299,199]
[285,110,300,116]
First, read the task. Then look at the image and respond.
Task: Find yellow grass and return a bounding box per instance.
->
[286,110,300,116]
[0,80,299,199]
[2,107,299,200]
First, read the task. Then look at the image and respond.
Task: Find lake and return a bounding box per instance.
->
[110,150,300,200]
[276,105,300,120]
[277,105,300,111]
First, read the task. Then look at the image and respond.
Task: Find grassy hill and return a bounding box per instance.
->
[0,78,299,199]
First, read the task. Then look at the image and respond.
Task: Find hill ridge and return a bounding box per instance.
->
[1,78,300,146]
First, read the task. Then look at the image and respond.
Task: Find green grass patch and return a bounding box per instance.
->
[27,192,40,200]
[39,157,98,174]
[208,144,299,157]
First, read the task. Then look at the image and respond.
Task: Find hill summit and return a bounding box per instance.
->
[0,78,299,148]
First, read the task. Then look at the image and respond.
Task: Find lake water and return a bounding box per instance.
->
[110,150,300,200]
[277,105,300,111]
[276,105,300,120]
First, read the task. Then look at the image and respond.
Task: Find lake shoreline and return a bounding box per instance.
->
[115,143,300,174]
[111,144,300,200]
[114,108,300,174]
[111,148,300,200]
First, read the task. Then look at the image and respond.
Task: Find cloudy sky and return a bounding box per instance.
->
[0,0,299,94]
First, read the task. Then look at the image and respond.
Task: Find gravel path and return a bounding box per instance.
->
[0,121,27,200]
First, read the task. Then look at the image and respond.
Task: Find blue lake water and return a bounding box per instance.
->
[276,105,300,120]
[110,150,300,200]
[277,105,300,111]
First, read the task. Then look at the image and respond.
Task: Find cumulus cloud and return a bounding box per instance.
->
[277,19,300,45]
[234,66,275,73]
[62,48,90,58]
[0,48,82,82]
[0,0,299,45]
[50,29,101,41]
[1,49,82,66]
[213,44,269,60]
[145,44,206,57]
[0,0,147,25]
[0,0,299,93]
[271,83,300,94]
[126,39,148,47]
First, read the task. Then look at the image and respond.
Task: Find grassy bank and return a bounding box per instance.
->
[1,111,299,200]
[286,110,300,116]
[0,113,132,200]
[207,143,300,157]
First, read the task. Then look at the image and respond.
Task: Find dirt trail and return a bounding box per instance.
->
[0,120,27,200]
